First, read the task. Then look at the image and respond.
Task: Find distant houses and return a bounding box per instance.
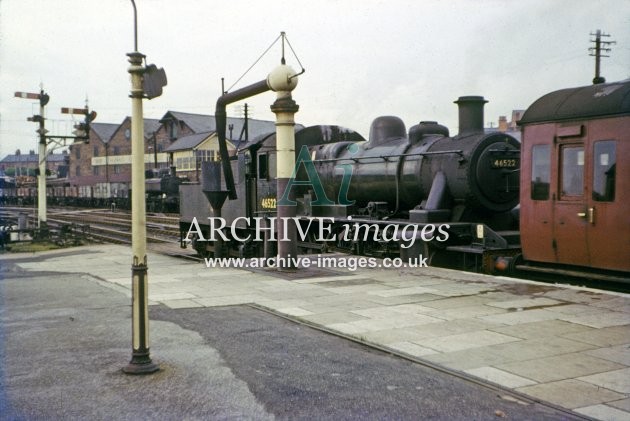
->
[0,110,279,199]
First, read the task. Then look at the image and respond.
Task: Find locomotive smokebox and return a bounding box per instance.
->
[455,96,487,135]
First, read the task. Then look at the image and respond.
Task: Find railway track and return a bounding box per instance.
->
[0,206,200,261]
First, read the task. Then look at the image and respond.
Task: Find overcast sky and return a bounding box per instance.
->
[1,0,628,158]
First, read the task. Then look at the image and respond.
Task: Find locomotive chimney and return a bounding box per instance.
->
[455,96,488,135]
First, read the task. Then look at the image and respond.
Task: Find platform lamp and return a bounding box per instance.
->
[123,0,167,375]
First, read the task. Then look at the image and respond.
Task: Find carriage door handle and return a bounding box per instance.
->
[588,207,595,224]
[577,208,595,224]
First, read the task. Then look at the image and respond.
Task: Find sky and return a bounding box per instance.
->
[1,0,629,158]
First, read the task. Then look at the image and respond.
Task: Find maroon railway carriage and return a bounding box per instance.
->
[518,79,630,275]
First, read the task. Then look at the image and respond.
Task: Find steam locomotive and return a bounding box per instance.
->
[181,80,630,282]
[180,95,522,272]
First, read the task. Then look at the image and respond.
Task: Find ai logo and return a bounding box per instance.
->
[277,143,359,206]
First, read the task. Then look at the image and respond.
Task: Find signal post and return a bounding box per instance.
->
[14,90,49,230]
[15,91,94,233]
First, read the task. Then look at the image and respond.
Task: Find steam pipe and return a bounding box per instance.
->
[215,79,270,200]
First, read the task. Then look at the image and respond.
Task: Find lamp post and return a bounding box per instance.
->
[122,0,164,375]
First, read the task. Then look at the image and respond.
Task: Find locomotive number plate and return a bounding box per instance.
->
[491,158,519,169]
[261,197,277,209]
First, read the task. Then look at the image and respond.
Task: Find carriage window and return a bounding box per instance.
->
[258,154,269,180]
[593,140,615,202]
[531,144,550,200]
[561,145,584,197]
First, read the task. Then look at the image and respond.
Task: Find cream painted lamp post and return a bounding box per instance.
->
[123,0,166,375]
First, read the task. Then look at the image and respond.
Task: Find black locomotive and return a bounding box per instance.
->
[180,95,521,272]
[146,168,186,213]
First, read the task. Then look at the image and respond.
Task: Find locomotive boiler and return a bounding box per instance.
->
[305,96,520,227]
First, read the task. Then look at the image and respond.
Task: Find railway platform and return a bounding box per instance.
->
[1,244,629,420]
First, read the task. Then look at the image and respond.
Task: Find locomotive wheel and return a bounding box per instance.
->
[507,253,524,275]
[422,242,437,266]
[192,235,212,258]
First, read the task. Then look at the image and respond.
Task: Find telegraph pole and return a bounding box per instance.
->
[589,29,615,84]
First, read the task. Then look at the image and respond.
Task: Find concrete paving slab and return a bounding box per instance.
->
[366,286,436,297]
[384,341,438,357]
[293,274,362,284]
[324,284,393,295]
[421,346,520,371]
[496,353,625,383]
[149,292,197,301]
[578,368,630,394]
[350,306,437,320]
[364,293,444,305]
[488,337,597,361]
[517,379,625,409]
[406,318,506,340]
[300,299,381,313]
[254,298,310,310]
[545,303,611,316]
[193,294,263,307]
[563,325,630,347]
[559,311,630,329]
[574,404,630,421]
[421,282,495,297]
[464,367,538,389]
[544,288,620,305]
[161,299,204,309]
[479,308,562,325]
[276,307,314,317]
[419,295,495,309]
[489,319,594,340]
[585,344,630,366]
[299,310,368,326]
[431,304,508,320]
[374,303,440,315]
[414,330,520,353]
[608,398,630,412]
[486,297,564,309]
[591,296,630,312]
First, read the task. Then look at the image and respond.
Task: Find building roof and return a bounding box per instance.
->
[164,132,213,152]
[159,110,292,141]
[1,152,68,164]
[161,111,213,133]
[91,122,119,143]
[144,119,162,137]
[0,153,39,164]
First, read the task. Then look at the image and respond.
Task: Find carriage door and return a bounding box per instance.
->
[553,142,590,266]
[586,139,629,272]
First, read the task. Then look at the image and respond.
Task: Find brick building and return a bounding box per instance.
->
[2,110,278,201]
[0,149,68,179]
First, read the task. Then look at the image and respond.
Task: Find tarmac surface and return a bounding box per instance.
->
[1,244,629,420]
